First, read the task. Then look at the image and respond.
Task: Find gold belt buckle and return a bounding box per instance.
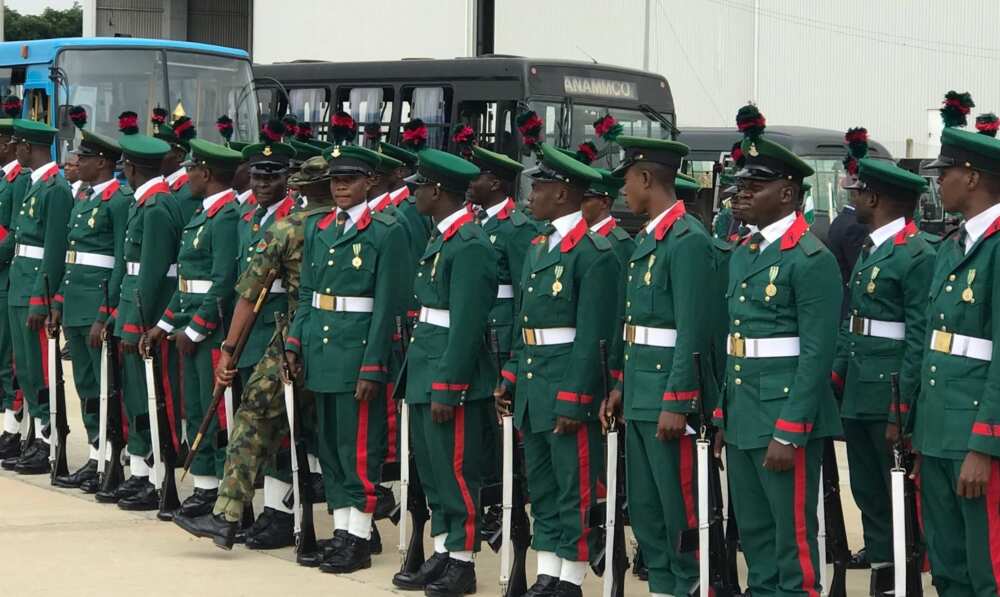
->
[850,316,865,335]
[729,334,746,358]
[932,331,953,353]
[65,250,77,264]
[523,328,537,346]
[624,324,636,343]
[317,293,335,311]
[178,277,188,293]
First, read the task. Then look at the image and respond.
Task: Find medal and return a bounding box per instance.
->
[252,223,260,233]
[866,266,880,295]
[963,269,976,303]
[430,253,440,279]
[764,266,779,300]
[552,265,564,296]
[644,254,656,286]
[352,243,362,269]
[192,225,204,249]
[489,234,497,245]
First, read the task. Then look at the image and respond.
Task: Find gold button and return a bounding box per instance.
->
[783,387,789,393]
[626,315,632,322]
[626,301,630,308]
[417,272,422,277]
[325,288,331,293]
[929,379,935,386]
[530,273,536,279]
[630,262,635,269]
[974,400,980,406]
[526,358,532,364]
[628,275,633,282]
[523,316,528,322]
[624,354,629,360]
[930,365,936,373]
[526,372,533,379]
[879,374,884,379]
[420,260,425,265]
[322,338,328,344]
[330,248,335,254]
[733,332,741,339]
[528,287,533,293]
[734,364,741,372]
[735,378,742,385]
[945,285,952,292]
[940,313,945,320]
[739,296,746,302]
[327,260,333,266]
[323,325,329,331]
[764,296,771,302]
[740,282,747,289]
[949,274,956,281]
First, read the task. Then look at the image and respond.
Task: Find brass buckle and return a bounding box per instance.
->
[316,293,335,311]
[850,316,865,335]
[522,328,537,346]
[729,334,746,358]
[624,324,636,343]
[65,250,77,264]
[932,331,953,354]
[178,277,188,293]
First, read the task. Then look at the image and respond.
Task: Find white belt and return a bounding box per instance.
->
[178,278,212,294]
[930,330,993,362]
[270,279,286,294]
[623,324,677,347]
[727,335,801,358]
[849,316,905,341]
[15,243,43,260]
[65,250,115,269]
[126,262,178,277]
[311,292,374,313]
[522,327,576,346]
[418,306,451,328]
[496,284,514,299]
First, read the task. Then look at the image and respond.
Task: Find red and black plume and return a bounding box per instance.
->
[451,123,476,157]
[842,127,869,176]
[118,111,139,135]
[151,107,168,131]
[976,113,999,137]
[68,106,87,130]
[260,118,285,143]
[516,110,543,151]
[281,114,299,139]
[216,115,234,143]
[330,111,357,145]
[576,141,598,165]
[295,121,313,141]
[3,95,22,118]
[172,116,196,142]
[401,119,428,151]
[736,104,766,140]
[593,114,623,142]
[729,141,745,168]
[363,123,382,145]
[941,91,975,128]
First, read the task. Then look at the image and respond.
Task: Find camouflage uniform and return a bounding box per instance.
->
[214,199,331,521]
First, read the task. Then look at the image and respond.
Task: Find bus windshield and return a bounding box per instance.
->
[56,48,258,145]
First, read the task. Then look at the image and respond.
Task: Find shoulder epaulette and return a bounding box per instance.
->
[712,237,733,253]
[585,231,613,251]
[798,231,825,256]
[457,221,480,241]
[610,226,631,241]
[508,209,529,227]
[918,230,943,245]
[371,209,397,227]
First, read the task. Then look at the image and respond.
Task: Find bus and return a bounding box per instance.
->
[254,56,676,230]
[0,37,260,160]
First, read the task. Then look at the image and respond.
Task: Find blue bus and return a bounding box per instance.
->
[0,37,259,159]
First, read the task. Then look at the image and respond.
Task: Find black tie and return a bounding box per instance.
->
[957,225,968,250]
[861,238,874,256]
[336,211,348,237]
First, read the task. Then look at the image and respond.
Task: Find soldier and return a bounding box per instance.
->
[145,139,241,517]
[495,144,620,597]
[1,119,73,475]
[599,136,721,597]
[172,155,335,551]
[383,125,434,266]
[96,116,182,510]
[390,148,497,596]
[283,144,406,573]
[829,146,934,591]
[915,93,1000,596]
[153,113,199,224]
[64,152,84,200]
[48,124,131,493]
[714,106,842,596]
[0,116,29,461]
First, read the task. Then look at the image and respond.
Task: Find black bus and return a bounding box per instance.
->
[254,56,675,230]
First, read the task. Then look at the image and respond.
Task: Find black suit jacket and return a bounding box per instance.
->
[826,205,870,320]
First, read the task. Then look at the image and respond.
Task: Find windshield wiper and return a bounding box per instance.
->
[638,103,680,138]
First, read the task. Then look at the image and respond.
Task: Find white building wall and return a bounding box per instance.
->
[253,0,1000,158]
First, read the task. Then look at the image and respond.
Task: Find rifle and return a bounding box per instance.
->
[180,270,277,480]
[135,289,180,519]
[598,339,628,597]
[275,312,318,562]
[889,372,924,597]
[43,275,69,483]
[819,438,850,597]
[97,281,125,493]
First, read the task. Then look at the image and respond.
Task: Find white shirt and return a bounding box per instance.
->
[547,211,584,252]
[166,167,187,187]
[435,206,468,235]
[134,176,165,202]
[260,198,285,228]
[30,161,58,184]
[964,202,1000,254]
[481,199,510,224]
[71,179,83,197]
[2,160,19,176]
[236,189,253,205]
[89,178,117,200]
[758,212,797,251]
[590,215,614,233]
[201,188,231,211]
[367,192,390,211]
[868,217,906,252]
[644,201,684,235]
[338,201,368,232]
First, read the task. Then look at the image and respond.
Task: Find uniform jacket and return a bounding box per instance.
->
[592,216,634,382]
[0,163,30,293]
[481,198,539,355]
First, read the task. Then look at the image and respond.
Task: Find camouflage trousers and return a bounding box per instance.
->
[214,333,312,522]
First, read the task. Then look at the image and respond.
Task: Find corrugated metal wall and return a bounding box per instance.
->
[96,0,164,38]
[188,0,251,52]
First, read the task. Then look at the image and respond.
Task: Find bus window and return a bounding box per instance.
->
[335,86,392,145]
[804,159,848,217]
[0,67,25,99]
[455,100,516,155]
[166,51,258,144]
[26,88,50,124]
[256,87,282,121]
[400,86,452,149]
[288,87,329,135]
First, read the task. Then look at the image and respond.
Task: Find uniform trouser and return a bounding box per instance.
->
[0,292,17,413]
[315,390,386,514]
[921,454,1000,597]
[626,421,699,595]
[238,365,292,484]
[728,440,822,597]
[64,325,102,447]
[182,338,226,478]
[119,339,182,461]
[522,422,602,562]
[410,401,489,553]
[9,305,48,425]
[843,418,893,565]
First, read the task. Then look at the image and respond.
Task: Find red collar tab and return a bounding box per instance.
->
[136,180,170,206]
[170,173,189,191]
[893,220,918,245]
[205,191,235,218]
[984,215,1000,241]
[246,192,257,206]
[779,213,809,251]
[560,217,590,252]
[39,163,59,182]
[5,162,21,183]
[594,217,617,237]
[531,234,546,245]
[391,186,410,206]
[654,201,686,241]
[371,193,392,213]
[100,180,121,201]
[317,209,337,230]
[442,211,474,241]
[496,197,515,221]
[274,195,294,220]
[355,207,373,231]
[242,208,254,222]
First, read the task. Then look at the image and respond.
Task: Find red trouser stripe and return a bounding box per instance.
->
[576,426,592,561]
[38,329,49,387]
[452,406,476,551]
[385,383,398,462]
[987,460,1000,591]
[794,448,818,597]
[160,341,179,451]
[679,437,697,530]
[356,400,377,513]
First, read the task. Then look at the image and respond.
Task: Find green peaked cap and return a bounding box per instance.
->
[527,143,602,187]
[379,142,418,166]
[551,146,621,198]
[406,148,481,194]
[119,133,171,168]
[470,145,524,182]
[12,119,57,146]
[675,172,701,201]
[289,139,321,161]
[612,135,690,176]
[73,129,122,160]
[242,140,295,171]
[376,152,403,175]
[844,158,928,197]
[322,145,380,176]
[927,126,1000,174]
[737,135,814,181]
[183,138,243,171]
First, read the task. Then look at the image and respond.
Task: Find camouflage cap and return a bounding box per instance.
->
[288,155,331,186]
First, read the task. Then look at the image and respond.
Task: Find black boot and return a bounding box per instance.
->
[246,507,294,550]
[118,478,159,511]
[297,529,348,568]
[95,474,145,504]
[79,475,101,494]
[424,558,476,597]
[523,574,560,596]
[375,484,396,520]
[848,547,871,569]
[0,431,21,459]
[871,565,895,596]
[319,533,372,574]
[393,551,450,590]
[14,442,51,475]
[309,472,326,504]
[53,459,98,489]
[174,512,237,550]
[633,545,649,581]
[178,487,218,517]
[552,580,583,597]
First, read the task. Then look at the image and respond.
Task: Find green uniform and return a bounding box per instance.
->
[591,217,633,380]
[52,178,131,448]
[8,161,73,427]
[0,161,28,418]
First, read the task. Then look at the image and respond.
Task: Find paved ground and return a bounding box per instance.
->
[0,353,938,596]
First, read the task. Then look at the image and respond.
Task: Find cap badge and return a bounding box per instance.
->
[332,146,342,158]
[263,146,273,157]
[748,143,759,157]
